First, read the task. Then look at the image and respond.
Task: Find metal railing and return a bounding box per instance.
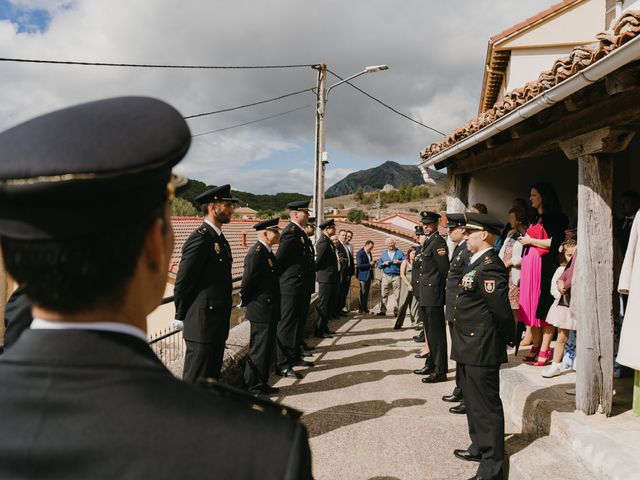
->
[148,275,242,366]
[345,275,383,314]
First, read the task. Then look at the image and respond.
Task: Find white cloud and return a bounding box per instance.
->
[0,0,561,191]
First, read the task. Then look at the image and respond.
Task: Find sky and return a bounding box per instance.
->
[0,0,560,194]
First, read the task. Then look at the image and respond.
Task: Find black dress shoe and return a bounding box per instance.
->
[302,342,315,351]
[421,373,447,383]
[300,351,314,358]
[415,352,431,359]
[412,334,425,343]
[325,330,336,335]
[376,311,387,316]
[414,325,423,331]
[276,368,304,379]
[261,385,280,394]
[393,325,402,330]
[449,403,466,414]
[442,393,463,403]
[413,365,435,375]
[293,358,314,367]
[453,449,482,462]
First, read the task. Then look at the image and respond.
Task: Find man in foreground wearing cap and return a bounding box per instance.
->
[442,213,472,415]
[241,218,282,396]
[452,213,514,480]
[0,97,312,478]
[174,183,238,383]
[275,200,315,378]
[315,219,339,339]
[414,211,450,383]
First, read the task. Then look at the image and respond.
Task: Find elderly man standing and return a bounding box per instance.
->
[452,213,514,480]
[377,238,405,316]
[175,184,239,382]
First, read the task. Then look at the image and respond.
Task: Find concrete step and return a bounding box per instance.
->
[507,435,599,480]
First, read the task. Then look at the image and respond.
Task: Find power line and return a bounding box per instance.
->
[191,104,311,137]
[327,69,446,137]
[183,86,315,119]
[0,57,318,69]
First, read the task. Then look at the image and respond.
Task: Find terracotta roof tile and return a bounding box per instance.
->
[421,10,640,162]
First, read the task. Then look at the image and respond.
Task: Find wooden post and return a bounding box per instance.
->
[446,169,469,214]
[559,128,636,417]
[573,154,615,415]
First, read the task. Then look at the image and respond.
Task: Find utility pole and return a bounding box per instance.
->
[312,64,327,241]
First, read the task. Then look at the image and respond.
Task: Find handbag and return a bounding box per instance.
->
[558,291,571,308]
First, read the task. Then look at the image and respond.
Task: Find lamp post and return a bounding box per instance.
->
[311,64,388,237]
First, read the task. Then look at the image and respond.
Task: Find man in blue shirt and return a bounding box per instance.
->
[376,238,405,316]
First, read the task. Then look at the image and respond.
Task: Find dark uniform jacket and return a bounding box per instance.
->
[306,239,316,295]
[276,223,314,296]
[411,244,423,301]
[451,249,515,366]
[241,241,280,323]
[445,241,473,324]
[174,222,233,343]
[335,242,349,279]
[417,233,450,307]
[342,243,355,277]
[3,287,33,351]
[0,329,312,480]
[315,234,339,284]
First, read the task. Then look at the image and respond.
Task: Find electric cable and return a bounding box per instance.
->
[327,69,446,137]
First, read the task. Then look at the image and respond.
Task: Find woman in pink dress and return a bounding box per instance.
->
[518,183,568,366]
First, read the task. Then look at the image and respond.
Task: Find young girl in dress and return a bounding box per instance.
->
[542,239,577,378]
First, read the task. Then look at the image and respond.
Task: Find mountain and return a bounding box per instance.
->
[326,160,445,197]
[178,179,310,214]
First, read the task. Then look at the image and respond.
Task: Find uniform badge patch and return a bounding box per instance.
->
[484,257,493,265]
[214,243,221,254]
[268,258,273,268]
[437,248,446,256]
[484,280,495,293]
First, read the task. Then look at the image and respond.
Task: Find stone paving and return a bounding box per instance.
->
[271,314,478,480]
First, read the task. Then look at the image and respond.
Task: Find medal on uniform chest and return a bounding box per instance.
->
[300,237,305,245]
[461,270,476,290]
[268,258,274,268]
[214,242,221,254]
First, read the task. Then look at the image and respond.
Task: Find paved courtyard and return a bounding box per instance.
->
[271,314,478,480]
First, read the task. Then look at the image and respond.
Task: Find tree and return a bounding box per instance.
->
[348,209,369,223]
[353,187,364,202]
[171,197,199,217]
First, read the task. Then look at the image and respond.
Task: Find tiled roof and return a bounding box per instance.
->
[360,220,416,241]
[169,217,417,283]
[421,10,640,161]
[377,212,421,224]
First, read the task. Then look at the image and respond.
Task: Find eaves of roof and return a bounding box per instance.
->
[421,10,640,169]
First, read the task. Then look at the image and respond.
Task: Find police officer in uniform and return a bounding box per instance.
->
[0,97,312,479]
[413,211,450,383]
[442,213,472,414]
[174,184,238,382]
[241,218,282,396]
[411,226,427,344]
[452,213,515,480]
[315,219,339,339]
[275,200,315,378]
[297,217,317,356]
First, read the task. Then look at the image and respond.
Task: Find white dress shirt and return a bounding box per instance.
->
[30,318,148,342]
[204,218,222,236]
[470,247,493,265]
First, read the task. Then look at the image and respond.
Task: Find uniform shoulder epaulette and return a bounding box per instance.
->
[256,243,262,252]
[483,256,493,265]
[198,377,302,419]
[196,226,207,235]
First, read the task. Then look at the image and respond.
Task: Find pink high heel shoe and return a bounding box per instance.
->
[522,346,540,363]
[532,348,553,367]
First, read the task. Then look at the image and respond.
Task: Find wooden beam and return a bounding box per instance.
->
[559,127,636,160]
[451,84,640,174]
[605,63,640,96]
[575,154,614,416]
[445,169,469,213]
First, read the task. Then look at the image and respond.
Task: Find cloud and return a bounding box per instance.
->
[0,0,560,191]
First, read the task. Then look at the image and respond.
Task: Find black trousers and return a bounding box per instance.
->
[277,294,307,370]
[183,338,226,383]
[316,282,335,333]
[459,363,505,479]
[359,279,371,312]
[338,274,352,311]
[448,321,464,402]
[295,288,313,353]
[421,306,447,375]
[244,320,277,392]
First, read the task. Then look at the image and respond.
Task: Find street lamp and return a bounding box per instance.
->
[311,64,388,236]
